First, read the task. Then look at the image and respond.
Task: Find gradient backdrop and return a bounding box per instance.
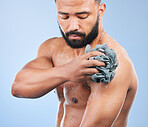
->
[0,0,148,127]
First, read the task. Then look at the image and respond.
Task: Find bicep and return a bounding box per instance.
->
[23,39,54,70]
[22,57,53,70]
[81,83,128,126]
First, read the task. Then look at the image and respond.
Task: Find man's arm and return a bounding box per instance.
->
[80,57,136,127]
[11,38,105,98]
[11,38,68,98]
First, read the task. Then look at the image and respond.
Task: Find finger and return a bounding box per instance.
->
[85,59,106,67]
[81,68,99,75]
[83,51,104,60]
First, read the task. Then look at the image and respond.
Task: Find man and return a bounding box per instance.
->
[11,0,138,126]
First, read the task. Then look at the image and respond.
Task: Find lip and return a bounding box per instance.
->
[68,34,82,40]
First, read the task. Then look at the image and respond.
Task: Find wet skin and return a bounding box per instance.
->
[11,0,138,126]
[11,34,138,127]
[51,35,137,127]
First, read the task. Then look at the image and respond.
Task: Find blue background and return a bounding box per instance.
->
[0,0,147,127]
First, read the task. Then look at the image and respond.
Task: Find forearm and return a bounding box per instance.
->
[11,66,68,98]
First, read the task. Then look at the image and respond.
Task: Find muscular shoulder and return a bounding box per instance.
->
[37,37,66,58]
[111,41,138,90]
[120,49,138,91]
[100,34,138,89]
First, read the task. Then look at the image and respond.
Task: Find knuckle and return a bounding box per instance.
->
[79,70,84,75]
[89,60,105,67]
[82,60,88,67]
[92,60,97,65]
[91,51,98,55]
[87,51,103,58]
[90,60,97,66]
[79,61,84,68]
[86,52,93,58]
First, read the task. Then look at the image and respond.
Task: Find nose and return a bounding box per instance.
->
[68,17,79,31]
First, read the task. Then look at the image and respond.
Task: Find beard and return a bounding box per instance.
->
[58,18,99,49]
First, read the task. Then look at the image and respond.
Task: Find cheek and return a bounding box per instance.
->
[80,16,97,35]
[58,18,67,32]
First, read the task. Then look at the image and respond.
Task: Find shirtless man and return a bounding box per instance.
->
[11,0,138,126]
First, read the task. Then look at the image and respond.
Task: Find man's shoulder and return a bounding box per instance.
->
[112,42,138,89]
[37,37,66,57]
[104,37,136,84]
[104,34,130,61]
[40,37,66,49]
[108,39,131,66]
[115,43,132,71]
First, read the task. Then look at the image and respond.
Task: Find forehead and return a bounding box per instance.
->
[56,0,96,13]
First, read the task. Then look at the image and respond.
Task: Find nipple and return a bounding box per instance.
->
[72,98,78,104]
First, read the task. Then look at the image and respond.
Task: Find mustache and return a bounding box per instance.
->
[66,31,86,37]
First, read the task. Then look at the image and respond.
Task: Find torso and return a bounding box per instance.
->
[49,35,137,127]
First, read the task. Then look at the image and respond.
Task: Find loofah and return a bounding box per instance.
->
[85,43,119,84]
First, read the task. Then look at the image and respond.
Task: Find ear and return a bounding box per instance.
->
[98,3,106,20]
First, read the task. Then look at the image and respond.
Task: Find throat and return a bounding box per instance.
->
[73,47,85,56]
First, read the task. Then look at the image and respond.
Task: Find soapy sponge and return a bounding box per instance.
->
[85,43,119,84]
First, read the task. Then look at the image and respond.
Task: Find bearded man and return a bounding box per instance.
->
[11,0,138,126]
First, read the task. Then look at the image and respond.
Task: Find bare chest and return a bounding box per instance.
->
[52,50,91,106]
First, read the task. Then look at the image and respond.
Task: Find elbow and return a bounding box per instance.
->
[11,74,42,99]
[11,82,40,98]
[11,81,22,98]
[11,73,25,98]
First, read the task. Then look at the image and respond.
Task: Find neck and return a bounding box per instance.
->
[89,20,105,49]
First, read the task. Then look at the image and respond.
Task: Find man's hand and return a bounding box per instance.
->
[62,51,105,83]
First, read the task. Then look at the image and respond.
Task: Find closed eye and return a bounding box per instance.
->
[59,14,69,19]
[77,13,89,19]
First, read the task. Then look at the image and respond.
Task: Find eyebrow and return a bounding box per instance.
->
[58,11,89,15]
[75,11,89,15]
[58,11,69,15]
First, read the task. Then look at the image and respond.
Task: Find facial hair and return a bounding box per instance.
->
[58,18,99,49]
